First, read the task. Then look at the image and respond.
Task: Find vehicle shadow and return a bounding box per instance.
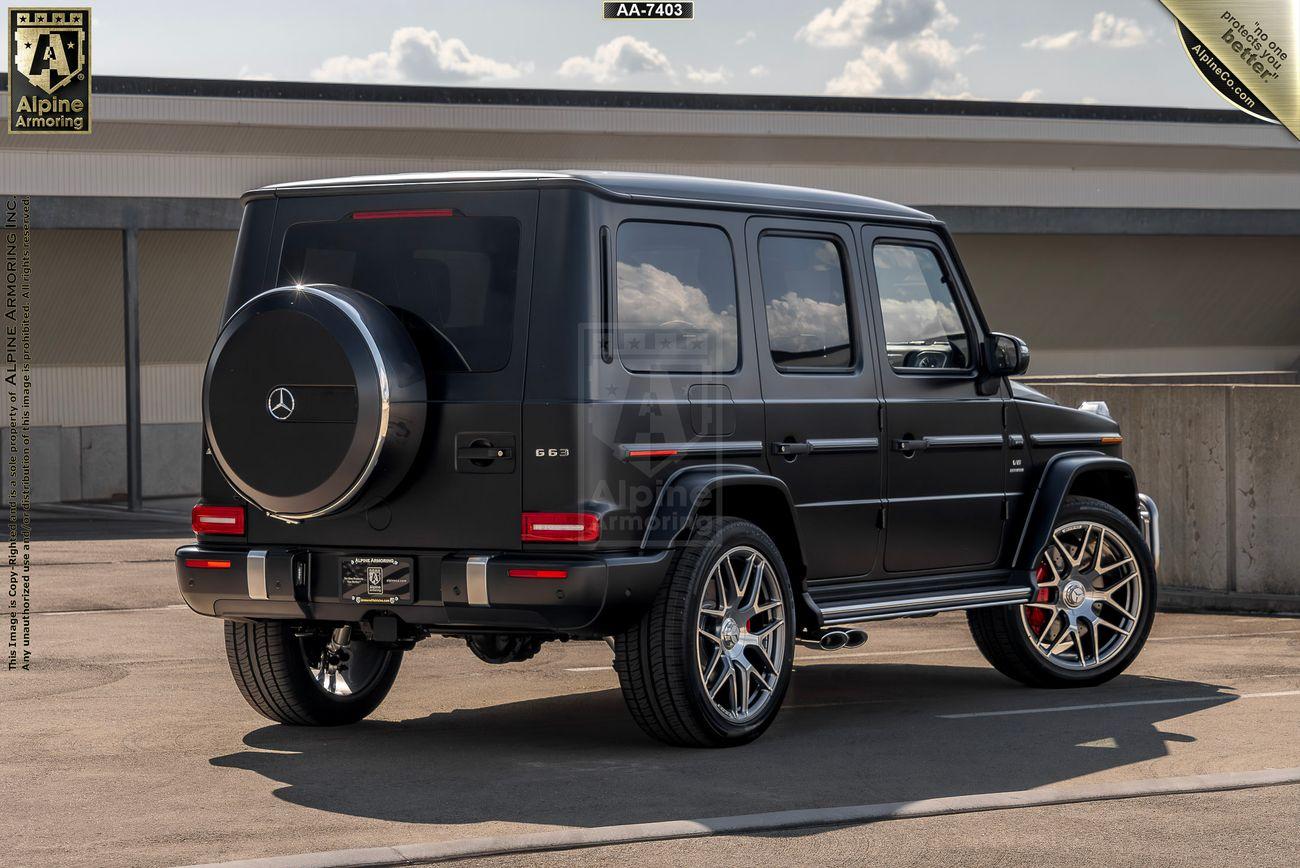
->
[210,662,1231,830]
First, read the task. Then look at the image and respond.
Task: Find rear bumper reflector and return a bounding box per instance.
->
[508,568,568,579]
[184,559,231,569]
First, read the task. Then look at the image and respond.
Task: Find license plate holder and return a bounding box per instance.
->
[341,556,414,605]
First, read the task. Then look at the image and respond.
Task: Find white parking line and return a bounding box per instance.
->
[938,689,1300,719]
[1150,629,1300,641]
[186,766,1300,868]
[38,604,187,617]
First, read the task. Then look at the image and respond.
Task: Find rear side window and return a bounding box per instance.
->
[872,243,971,371]
[758,235,854,370]
[615,222,739,374]
[279,213,521,372]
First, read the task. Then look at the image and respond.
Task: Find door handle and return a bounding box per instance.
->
[457,445,513,461]
[771,441,813,457]
[892,438,929,453]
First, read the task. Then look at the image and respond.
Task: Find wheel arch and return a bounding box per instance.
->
[1012,451,1140,574]
[641,465,807,581]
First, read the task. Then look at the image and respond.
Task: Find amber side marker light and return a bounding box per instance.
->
[185,559,232,569]
[507,568,569,579]
[192,504,246,536]
[1100,435,1124,445]
[350,208,454,220]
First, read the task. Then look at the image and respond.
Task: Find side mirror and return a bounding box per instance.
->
[986,332,1030,377]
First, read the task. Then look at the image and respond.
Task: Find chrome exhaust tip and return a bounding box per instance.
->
[819,630,850,651]
[843,628,868,649]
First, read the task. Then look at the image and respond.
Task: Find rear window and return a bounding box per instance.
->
[278,213,521,372]
[615,221,739,374]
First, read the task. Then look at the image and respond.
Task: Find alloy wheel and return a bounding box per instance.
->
[695,546,788,723]
[1020,520,1144,671]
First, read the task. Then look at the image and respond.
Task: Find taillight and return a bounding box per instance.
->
[520,512,600,543]
[184,559,232,569]
[192,504,246,536]
[507,568,569,579]
[350,208,453,220]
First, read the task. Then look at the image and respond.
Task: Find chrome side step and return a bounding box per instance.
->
[817,585,1031,625]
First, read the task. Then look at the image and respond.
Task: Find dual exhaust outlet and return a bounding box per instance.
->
[798,628,868,652]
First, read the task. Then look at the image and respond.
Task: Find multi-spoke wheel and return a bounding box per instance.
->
[968,496,1157,688]
[696,546,788,724]
[614,518,796,747]
[224,620,403,725]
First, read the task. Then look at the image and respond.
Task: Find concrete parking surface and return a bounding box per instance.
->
[4,514,1299,867]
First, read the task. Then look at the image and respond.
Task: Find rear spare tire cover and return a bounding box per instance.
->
[204,284,426,521]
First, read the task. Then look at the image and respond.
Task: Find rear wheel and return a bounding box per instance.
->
[968,496,1156,687]
[224,620,403,725]
[614,518,795,747]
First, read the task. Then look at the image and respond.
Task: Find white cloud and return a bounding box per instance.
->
[312,27,527,83]
[749,65,769,77]
[1080,96,1100,104]
[766,293,850,354]
[1024,12,1148,52]
[826,32,969,97]
[685,66,730,85]
[1017,88,1043,102]
[616,263,736,369]
[558,35,673,83]
[736,30,756,46]
[238,65,274,81]
[1089,12,1147,48]
[798,0,956,48]
[1023,30,1081,51]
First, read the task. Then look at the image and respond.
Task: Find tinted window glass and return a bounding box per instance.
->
[873,244,971,370]
[616,222,738,373]
[279,214,521,372]
[759,235,854,370]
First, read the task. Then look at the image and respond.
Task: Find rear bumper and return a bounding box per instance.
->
[176,544,672,638]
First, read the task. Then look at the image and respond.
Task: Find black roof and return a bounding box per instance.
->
[253,170,934,221]
[19,74,1262,126]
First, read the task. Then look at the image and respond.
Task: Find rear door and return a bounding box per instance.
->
[747,217,883,580]
[860,225,1007,573]
[246,188,538,550]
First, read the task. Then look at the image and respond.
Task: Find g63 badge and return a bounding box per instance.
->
[8,7,91,133]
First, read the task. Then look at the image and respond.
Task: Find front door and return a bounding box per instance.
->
[747,218,883,580]
[861,226,1007,574]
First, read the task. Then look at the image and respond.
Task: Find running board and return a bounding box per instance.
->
[813,585,1032,626]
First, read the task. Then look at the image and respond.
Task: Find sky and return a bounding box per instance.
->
[82,0,1224,109]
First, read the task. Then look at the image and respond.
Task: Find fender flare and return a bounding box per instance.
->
[640,464,803,556]
[1011,451,1139,575]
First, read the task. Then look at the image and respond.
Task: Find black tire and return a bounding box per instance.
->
[614,518,796,747]
[223,620,403,725]
[968,496,1157,688]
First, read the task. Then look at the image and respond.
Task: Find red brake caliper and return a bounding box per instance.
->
[1026,563,1051,632]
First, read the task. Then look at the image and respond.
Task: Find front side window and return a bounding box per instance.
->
[872,243,971,371]
[758,235,854,370]
[616,222,739,373]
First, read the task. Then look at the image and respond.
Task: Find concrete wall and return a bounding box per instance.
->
[2,423,200,504]
[1032,383,1300,608]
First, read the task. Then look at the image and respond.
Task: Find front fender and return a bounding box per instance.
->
[1012,451,1139,577]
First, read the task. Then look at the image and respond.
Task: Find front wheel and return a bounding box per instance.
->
[968,496,1157,688]
[224,620,403,725]
[614,518,795,747]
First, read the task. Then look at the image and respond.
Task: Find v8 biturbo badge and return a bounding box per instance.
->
[8,7,91,133]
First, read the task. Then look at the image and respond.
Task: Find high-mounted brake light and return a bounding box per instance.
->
[350,208,454,221]
[508,568,569,579]
[192,504,246,536]
[521,512,600,543]
[185,559,232,570]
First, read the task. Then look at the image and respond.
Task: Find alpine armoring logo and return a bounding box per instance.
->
[8,7,91,133]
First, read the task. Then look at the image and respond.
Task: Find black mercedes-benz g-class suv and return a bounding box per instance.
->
[179,170,1159,747]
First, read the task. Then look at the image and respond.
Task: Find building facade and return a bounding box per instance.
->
[3,76,1299,503]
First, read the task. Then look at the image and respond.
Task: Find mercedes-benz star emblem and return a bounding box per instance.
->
[266,386,296,421]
